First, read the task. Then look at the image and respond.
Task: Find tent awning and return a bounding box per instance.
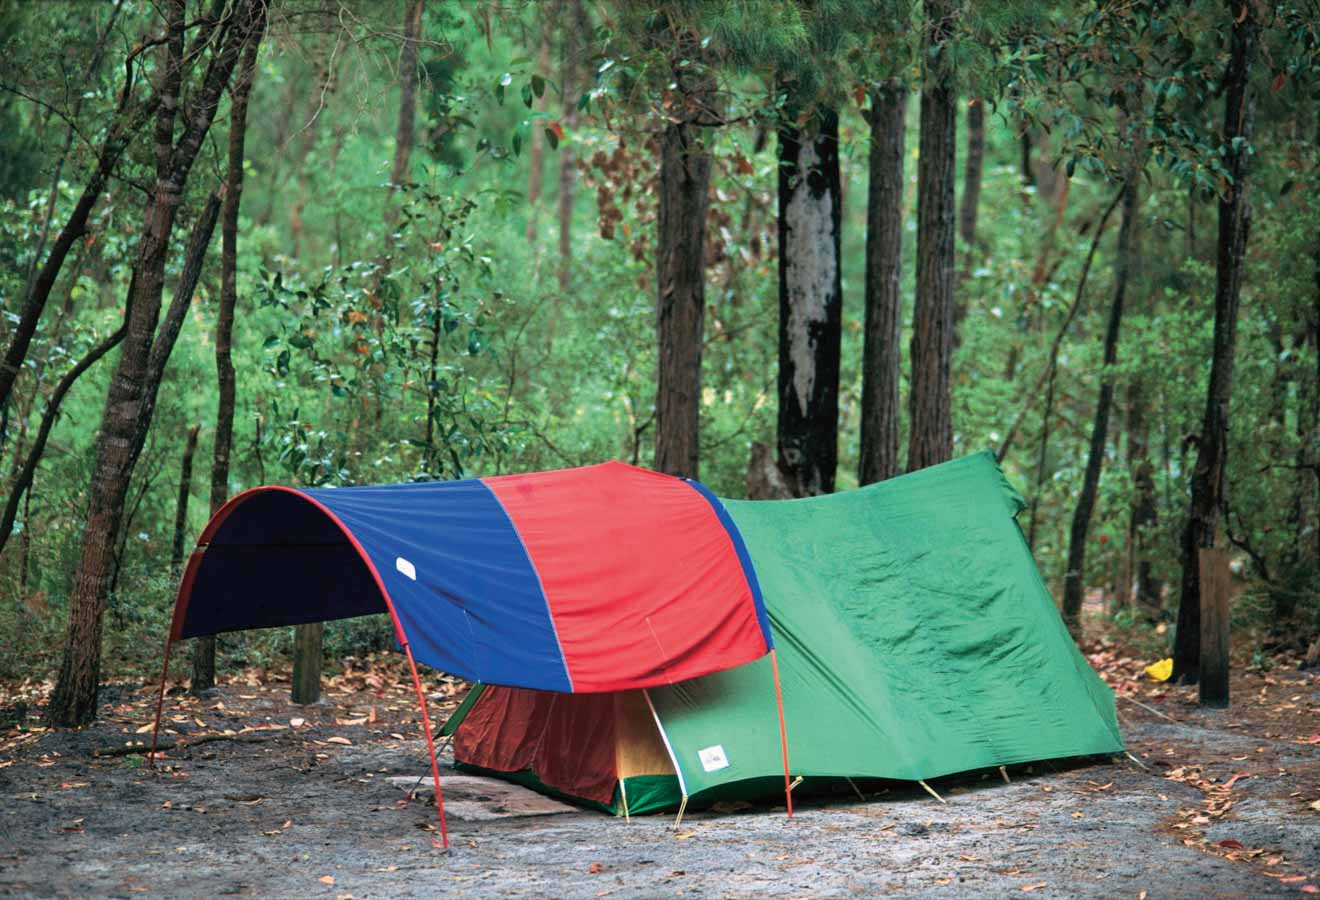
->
[170,461,773,693]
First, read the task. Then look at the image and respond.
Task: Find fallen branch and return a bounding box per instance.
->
[1118,694,1181,724]
[95,730,276,757]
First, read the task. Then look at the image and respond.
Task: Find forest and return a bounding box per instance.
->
[2,1,1320,895]
[0,0,1316,725]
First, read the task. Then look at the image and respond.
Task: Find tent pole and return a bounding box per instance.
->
[401,640,449,850]
[147,634,175,768]
[769,648,793,818]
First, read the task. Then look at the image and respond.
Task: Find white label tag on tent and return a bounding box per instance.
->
[698,744,729,772]
[395,557,417,581]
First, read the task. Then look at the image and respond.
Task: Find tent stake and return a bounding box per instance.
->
[918,779,946,804]
[674,794,689,830]
[619,779,630,823]
[401,640,449,850]
[769,649,793,819]
[147,634,175,768]
[845,776,866,802]
[999,766,1010,784]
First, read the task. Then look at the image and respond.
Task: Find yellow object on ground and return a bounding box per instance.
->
[1145,658,1173,682]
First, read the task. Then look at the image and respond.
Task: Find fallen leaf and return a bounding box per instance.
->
[282,820,292,829]
[135,723,155,734]
[326,737,352,746]
[319,875,335,885]
[588,863,604,874]
[675,831,697,840]
[1216,839,1245,850]
[290,718,305,727]
[1021,883,1047,892]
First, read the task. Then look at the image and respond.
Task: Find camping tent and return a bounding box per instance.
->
[153,460,792,847]
[442,451,1122,816]
[155,451,1122,842]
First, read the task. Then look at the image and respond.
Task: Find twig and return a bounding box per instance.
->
[94,731,276,757]
[1118,694,1180,724]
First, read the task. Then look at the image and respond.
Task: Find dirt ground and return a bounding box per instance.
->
[1,653,1316,898]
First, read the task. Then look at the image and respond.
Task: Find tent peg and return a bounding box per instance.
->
[999,765,1011,784]
[673,795,689,830]
[918,779,946,804]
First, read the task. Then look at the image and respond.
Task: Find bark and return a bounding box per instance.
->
[776,109,843,497]
[170,425,201,577]
[653,121,712,478]
[557,0,585,293]
[196,25,264,696]
[959,97,985,252]
[908,0,957,473]
[382,0,423,245]
[46,0,257,728]
[291,622,324,705]
[1061,177,1139,638]
[859,82,907,486]
[1172,4,1257,684]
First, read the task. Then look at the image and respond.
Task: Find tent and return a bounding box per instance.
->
[152,460,792,847]
[153,452,1122,843]
[441,451,1122,816]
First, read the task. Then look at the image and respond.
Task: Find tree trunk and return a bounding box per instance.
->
[776,109,843,497]
[959,99,985,251]
[195,27,263,696]
[46,0,257,728]
[907,0,957,473]
[170,425,201,577]
[1060,177,1139,638]
[557,0,585,293]
[382,0,423,242]
[1128,376,1162,619]
[1172,4,1258,683]
[653,121,712,478]
[291,622,324,705]
[859,82,907,486]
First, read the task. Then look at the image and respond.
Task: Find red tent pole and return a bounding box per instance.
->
[401,640,450,850]
[770,648,793,818]
[147,634,174,768]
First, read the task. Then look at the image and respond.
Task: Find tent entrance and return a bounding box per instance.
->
[448,685,686,816]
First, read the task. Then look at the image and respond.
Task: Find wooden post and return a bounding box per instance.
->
[291,622,323,705]
[1198,544,1230,708]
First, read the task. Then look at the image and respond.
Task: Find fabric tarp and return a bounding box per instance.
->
[173,461,773,694]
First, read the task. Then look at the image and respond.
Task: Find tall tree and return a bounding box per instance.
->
[1172,2,1258,683]
[777,107,843,496]
[1061,173,1140,638]
[47,0,261,728]
[169,424,201,577]
[653,21,713,479]
[859,81,908,486]
[907,0,957,472]
[557,0,586,293]
[194,23,265,696]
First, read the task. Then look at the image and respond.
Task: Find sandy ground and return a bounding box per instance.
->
[1,664,1316,898]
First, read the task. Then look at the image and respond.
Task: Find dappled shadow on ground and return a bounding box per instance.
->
[0,653,1315,897]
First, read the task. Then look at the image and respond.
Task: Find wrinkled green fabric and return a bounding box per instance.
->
[649,451,1122,801]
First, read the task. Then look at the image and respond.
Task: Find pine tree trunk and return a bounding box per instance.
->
[859,82,907,486]
[907,0,957,473]
[195,27,263,696]
[46,0,257,728]
[653,121,712,478]
[170,425,201,577]
[776,110,842,497]
[1061,177,1139,638]
[1172,4,1258,683]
